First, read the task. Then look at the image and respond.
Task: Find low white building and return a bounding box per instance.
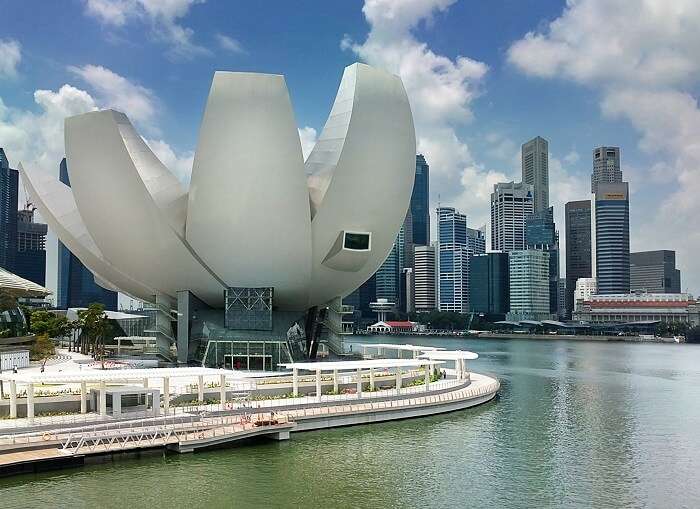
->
[573,292,700,325]
[574,278,597,311]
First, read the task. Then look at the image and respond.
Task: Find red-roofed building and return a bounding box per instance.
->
[367,320,418,334]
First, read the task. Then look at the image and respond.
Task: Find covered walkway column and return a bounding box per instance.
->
[424,363,430,391]
[369,367,375,390]
[292,368,299,397]
[315,368,322,403]
[9,380,16,419]
[356,368,362,398]
[396,368,402,391]
[99,381,107,416]
[27,383,35,423]
[163,377,170,414]
[219,374,226,406]
[198,375,204,402]
[332,369,338,393]
[80,381,87,414]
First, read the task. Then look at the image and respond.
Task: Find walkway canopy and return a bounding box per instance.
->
[419,350,478,380]
[0,366,238,384]
[279,358,441,373]
[359,343,444,359]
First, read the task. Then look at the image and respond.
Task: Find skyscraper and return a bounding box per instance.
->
[57,158,118,310]
[591,146,622,194]
[413,245,437,312]
[630,250,681,294]
[467,227,486,255]
[469,252,509,318]
[592,182,630,294]
[411,154,430,246]
[508,249,551,320]
[526,206,559,315]
[565,200,592,316]
[521,136,549,212]
[491,182,534,252]
[375,241,399,303]
[14,207,47,285]
[0,148,18,272]
[437,207,469,313]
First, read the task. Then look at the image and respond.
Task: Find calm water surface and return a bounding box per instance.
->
[1,337,699,508]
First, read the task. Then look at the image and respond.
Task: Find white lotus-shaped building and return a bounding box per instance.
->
[21,63,415,317]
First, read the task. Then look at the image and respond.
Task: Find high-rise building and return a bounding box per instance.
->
[507,249,551,321]
[565,200,592,317]
[630,250,681,294]
[574,277,597,310]
[57,158,118,310]
[591,146,622,194]
[491,182,534,252]
[375,241,399,303]
[526,206,559,315]
[521,136,549,212]
[0,148,18,272]
[14,207,47,285]
[437,207,469,313]
[557,279,567,318]
[411,155,430,246]
[592,182,630,294]
[469,252,509,318]
[467,227,486,255]
[413,244,436,312]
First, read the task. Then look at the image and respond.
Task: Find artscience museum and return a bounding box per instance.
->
[21,63,416,369]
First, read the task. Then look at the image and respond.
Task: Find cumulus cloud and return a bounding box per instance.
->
[68,64,157,130]
[508,0,700,292]
[84,0,209,60]
[0,39,21,78]
[344,0,492,229]
[146,138,194,184]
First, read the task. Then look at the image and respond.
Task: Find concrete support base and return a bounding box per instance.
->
[270,430,290,441]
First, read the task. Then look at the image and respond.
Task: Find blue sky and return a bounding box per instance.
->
[1,0,698,297]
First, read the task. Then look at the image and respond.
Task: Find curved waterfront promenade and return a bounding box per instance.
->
[0,372,499,475]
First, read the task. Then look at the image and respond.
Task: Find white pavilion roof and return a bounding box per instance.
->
[0,366,241,384]
[360,343,444,352]
[279,358,443,372]
[419,350,479,361]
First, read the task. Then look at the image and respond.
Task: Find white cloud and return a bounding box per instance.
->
[344,0,490,230]
[215,34,244,54]
[84,0,209,60]
[146,138,193,183]
[68,64,157,130]
[0,39,21,78]
[508,0,700,292]
[298,126,317,163]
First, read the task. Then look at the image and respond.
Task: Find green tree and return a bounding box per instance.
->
[29,333,55,366]
[77,303,111,367]
[29,310,73,339]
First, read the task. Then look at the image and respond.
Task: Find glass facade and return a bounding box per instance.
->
[411,155,430,246]
[469,253,509,317]
[437,207,470,313]
[594,183,630,294]
[526,206,560,314]
[0,148,18,272]
[224,287,273,331]
[565,200,592,317]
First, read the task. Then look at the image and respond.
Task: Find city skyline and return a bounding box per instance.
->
[0,1,697,297]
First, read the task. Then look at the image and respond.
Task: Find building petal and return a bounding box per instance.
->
[307,63,416,306]
[64,110,225,306]
[19,162,155,301]
[186,72,312,310]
